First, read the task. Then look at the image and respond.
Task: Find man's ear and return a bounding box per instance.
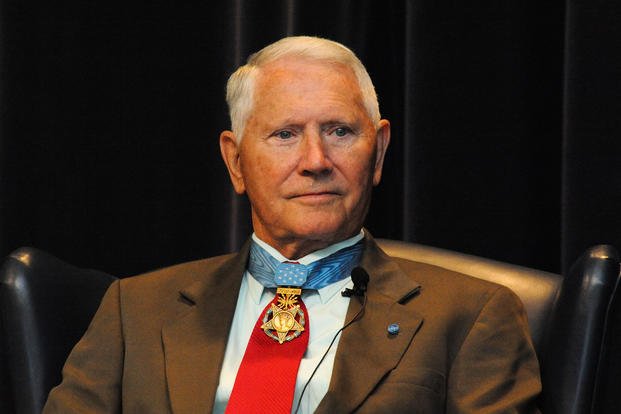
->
[372,119,391,186]
[219,130,246,194]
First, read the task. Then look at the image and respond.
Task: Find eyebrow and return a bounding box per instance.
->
[320,119,362,131]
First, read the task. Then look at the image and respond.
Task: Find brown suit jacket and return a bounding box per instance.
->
[44,235,541,413]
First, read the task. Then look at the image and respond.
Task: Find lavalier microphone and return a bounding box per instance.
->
[341,267,369,297]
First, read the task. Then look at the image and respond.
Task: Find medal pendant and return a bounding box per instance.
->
[261,289,306,344]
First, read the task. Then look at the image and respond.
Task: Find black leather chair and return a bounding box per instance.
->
[0,247,116,414]
[1,243,619,413]
[377,240,620,414]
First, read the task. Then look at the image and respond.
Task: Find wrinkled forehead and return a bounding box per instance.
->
[251,57,364,110]
[255,56,359,91]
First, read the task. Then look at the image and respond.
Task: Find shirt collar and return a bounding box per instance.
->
[247,230,364,303]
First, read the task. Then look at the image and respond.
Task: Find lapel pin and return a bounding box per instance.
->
[387,323,400,335]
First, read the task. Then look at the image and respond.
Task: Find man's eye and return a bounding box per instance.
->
[276,130,293,139]
[334,127,351,137]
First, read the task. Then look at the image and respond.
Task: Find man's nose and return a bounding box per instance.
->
[297,132,333,176]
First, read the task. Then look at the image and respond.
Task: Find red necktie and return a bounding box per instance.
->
[225,287,309,413]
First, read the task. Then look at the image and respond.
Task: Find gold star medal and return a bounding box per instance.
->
[261,287,306,344]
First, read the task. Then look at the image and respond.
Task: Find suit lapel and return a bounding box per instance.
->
[160,235,421,413]
[316,236,423,413]
[162,242,250,414]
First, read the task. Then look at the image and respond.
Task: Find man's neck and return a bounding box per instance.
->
[251,230,365,264]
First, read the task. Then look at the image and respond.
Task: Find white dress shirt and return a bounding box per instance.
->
[213,231,365,414]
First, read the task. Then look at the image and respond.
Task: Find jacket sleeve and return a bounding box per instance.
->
[43,280,124,413]
[447,286,542,414]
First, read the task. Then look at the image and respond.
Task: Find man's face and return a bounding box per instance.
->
[220,57,390,258]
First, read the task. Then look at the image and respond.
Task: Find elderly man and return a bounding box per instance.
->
[44,36,541,413]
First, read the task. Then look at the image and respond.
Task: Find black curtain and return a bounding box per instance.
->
[1,0,620,277]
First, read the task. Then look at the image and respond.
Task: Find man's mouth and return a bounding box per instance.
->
[288,191,341,202]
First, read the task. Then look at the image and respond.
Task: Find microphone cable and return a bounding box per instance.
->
[293,268,369,414]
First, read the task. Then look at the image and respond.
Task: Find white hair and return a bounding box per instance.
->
[225,36,381,140]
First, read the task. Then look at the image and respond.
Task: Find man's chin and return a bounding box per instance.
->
[290,222,358,244]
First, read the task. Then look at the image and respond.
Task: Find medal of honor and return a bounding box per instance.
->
[261,287,306,344]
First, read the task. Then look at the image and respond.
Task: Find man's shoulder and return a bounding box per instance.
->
[117,251,241,299]
[385,256,528,347]
[391,256,505,291]
[365,236,519,308]
[366,234,515,299]
[388,255,521,311]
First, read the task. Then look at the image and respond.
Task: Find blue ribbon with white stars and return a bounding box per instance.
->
[248,241,364,290]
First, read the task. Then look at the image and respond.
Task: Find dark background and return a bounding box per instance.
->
[1,0,620,277]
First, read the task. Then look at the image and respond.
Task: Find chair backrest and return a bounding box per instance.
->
[0,247,116,414]
[376,239,620,414]
[543,245,620,414]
